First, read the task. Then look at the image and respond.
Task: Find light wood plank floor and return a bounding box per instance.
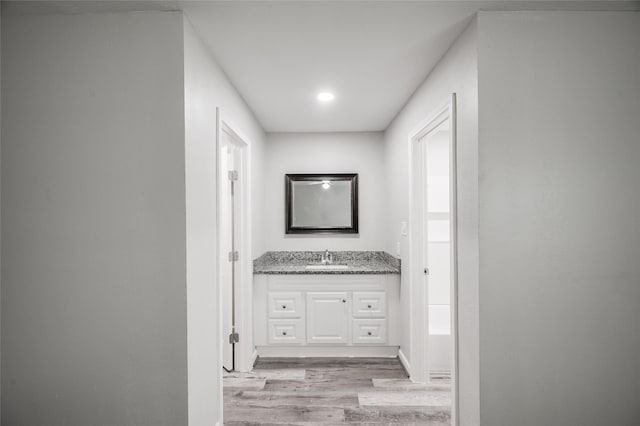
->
[223,357,451,425]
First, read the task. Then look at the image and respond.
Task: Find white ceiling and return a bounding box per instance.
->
[181,1,478,132]
[6,1,640,132]
[179,1,639,133]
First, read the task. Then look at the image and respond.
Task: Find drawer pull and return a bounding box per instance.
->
[342,299,346,303]
[282,305,287,309]
[367,331,372,336]
[282,331,287,336]
[367,304,372,308]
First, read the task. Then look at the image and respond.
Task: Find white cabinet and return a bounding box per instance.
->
[266,291,305,344]
[306,292,349,344]
[253,274,400,357]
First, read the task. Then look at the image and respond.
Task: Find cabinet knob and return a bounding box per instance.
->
[282,331,287,336]
[367,304,372,308]
[282,305,287,309]
[367,331,372,336]
[342,299,346,303]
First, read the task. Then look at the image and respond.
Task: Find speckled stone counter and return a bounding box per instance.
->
[253,251,401,275]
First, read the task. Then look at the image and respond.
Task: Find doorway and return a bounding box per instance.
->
[408,95,459,424]
[217,109,254,374]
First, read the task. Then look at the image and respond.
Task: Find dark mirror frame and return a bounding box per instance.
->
[285,173,359,234]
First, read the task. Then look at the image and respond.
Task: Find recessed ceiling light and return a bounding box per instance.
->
[317,92,335,102]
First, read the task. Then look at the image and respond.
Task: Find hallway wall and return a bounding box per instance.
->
[263,132,386,252]
[2,11,188,425]
[183,15,266,426]
[1,10,267,426]
[477,11,640,426]
[383,18,479,425]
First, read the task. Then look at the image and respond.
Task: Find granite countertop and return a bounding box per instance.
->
[253,251,401,275]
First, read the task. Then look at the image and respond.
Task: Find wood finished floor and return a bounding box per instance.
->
[223,357,451,425]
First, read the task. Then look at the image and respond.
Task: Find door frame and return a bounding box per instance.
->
[216,108,254,375]
[407,94,459,425]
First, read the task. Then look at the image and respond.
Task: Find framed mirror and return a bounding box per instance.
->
[285,173,359,234]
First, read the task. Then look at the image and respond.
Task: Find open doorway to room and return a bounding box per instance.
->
[409,94,459,425]
[217,109,254,375]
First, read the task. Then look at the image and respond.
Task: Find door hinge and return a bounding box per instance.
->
[228,170,238,181]
[229,332,239,344]
[424,267,430,275]
[229,251,239,262]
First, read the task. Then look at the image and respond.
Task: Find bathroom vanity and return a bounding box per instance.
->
[253,251,401,358]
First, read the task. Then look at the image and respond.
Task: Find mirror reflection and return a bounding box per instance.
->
[292,180,352,227]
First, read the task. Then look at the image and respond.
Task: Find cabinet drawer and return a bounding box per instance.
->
[352,292,387,317]
[268,292,303,318]
[268,319,305,344]
[352,319,387,344]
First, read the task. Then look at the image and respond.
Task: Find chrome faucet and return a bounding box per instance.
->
[322,249,333,265]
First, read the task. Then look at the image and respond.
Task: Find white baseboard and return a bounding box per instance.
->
[257,345,399,358]
[398,348,411,376]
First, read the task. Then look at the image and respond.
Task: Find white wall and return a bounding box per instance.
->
[2,11,188,425]
[183,15,265,426]
[263,132,385,252]
[383,19,479,425]
[477,11,640,426]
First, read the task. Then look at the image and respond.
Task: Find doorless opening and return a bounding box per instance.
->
[408,94,459,425]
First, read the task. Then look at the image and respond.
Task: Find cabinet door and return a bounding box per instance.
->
[306,292,349,344]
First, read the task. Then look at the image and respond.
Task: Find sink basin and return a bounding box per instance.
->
[305,264,349,270]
